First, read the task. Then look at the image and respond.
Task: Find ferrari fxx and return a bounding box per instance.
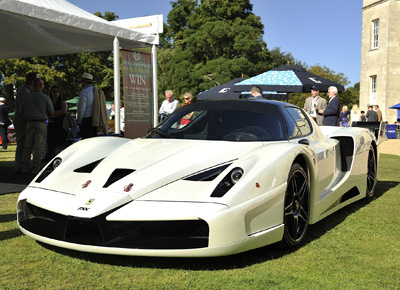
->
[17,100,385,257]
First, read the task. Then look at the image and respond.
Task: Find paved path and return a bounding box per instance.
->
[380,138,400,156]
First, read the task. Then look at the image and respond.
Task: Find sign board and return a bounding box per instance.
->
[121,49,153,139]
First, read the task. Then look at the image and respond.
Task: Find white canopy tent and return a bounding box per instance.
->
[0,0,161,131]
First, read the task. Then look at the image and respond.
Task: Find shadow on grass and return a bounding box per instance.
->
[0,228,23,241]
[0,213,22,242]
[0,213,16,223]
[40,241,295,270]
[0,165,37,195]
[37,180,399,270]
[303,180,399,245]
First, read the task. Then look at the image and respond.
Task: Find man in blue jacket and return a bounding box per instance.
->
[318,86,340,126]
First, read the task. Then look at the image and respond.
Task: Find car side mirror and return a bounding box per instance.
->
[298,138,309,146]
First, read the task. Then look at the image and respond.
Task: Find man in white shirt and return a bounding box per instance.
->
[77,72,96,139]
[303,85,327,126]
[159,90,179,121]
[120,105,125,133]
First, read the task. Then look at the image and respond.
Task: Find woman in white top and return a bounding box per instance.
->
[350,104,361,126]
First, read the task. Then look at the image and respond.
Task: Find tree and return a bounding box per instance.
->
[269,47,307,69]
[158,0,272,102]
[340,82,360,109]
[0,4,355,115]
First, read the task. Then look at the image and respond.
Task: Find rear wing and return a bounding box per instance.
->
[352,121,387,145]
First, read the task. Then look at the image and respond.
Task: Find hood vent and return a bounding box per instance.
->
[73,158,104,173]
[103,169,135,188]
[184,163,231,181]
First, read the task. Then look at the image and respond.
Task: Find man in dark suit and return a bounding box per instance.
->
[318,86,340,126]
[249,86,264,99]
[366,105,378,122]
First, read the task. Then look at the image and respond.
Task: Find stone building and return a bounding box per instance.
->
[360,0,400,123]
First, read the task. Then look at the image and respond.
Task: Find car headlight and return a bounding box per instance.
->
[230,168,244,184]
[211,167,244,197]
[35,157,62,183]
[52,157,62,169]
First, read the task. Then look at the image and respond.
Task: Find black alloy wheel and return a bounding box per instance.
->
[283,163,310,248]
[366,145,377,200]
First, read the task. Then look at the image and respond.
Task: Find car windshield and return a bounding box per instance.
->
[147,101,287,142]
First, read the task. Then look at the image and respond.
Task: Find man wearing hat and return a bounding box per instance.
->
[0,97,10,150]
[77,73,107,139]
[77,72,96,139]
[303,85,327,126]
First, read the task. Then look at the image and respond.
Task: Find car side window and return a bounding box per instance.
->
[285,107,312,138]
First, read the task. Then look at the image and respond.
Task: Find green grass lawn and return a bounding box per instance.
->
[1,150,399,289]
[0,143,16,167]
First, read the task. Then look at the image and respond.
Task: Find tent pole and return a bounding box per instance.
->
[113,37,120,134]
[152,44,158,127]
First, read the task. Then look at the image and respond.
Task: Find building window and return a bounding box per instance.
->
[372,19,379,49]
[370,75,377,104]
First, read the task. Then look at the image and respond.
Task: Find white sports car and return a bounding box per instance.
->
[17,100,385,257]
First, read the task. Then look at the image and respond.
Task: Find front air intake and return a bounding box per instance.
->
[103,169,135,188]
[18,200,209,250]
[73,158,104,173]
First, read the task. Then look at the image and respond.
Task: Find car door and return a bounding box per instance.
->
[284,106,338,195]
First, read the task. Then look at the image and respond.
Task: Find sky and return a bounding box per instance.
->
[68,0,363,87]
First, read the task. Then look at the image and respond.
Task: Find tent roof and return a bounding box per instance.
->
[234,64,345,93]
[0,0,158,59]
[389,102,400,109]
[197,77,246,100]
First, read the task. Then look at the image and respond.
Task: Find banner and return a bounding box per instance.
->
[121,49,153,139]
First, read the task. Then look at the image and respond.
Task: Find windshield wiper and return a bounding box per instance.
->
[149,127,171,138]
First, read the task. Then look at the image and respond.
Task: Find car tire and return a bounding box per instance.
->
[365,145,377,200]
[282,162,310,248]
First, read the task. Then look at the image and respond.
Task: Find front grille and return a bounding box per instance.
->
[18,200,209,250]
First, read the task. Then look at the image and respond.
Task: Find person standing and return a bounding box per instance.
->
[350,104,361,126]
[340,106,350,127]
[13,72,37,172]
[360,110,367,122]
[366,105,378,122]
[77,73,96,139]
[47,86,68,158]
[303,85,327,126]
[318,86,340,126]
[180,92,194,126]
[20,78,54,174]
[249,86,264,99]
[159,90,179,122]
[0,97,10,150]
[77,73,107,139]
[108,103,116,119]
[374,105,382,122]
[120,104,125,133]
